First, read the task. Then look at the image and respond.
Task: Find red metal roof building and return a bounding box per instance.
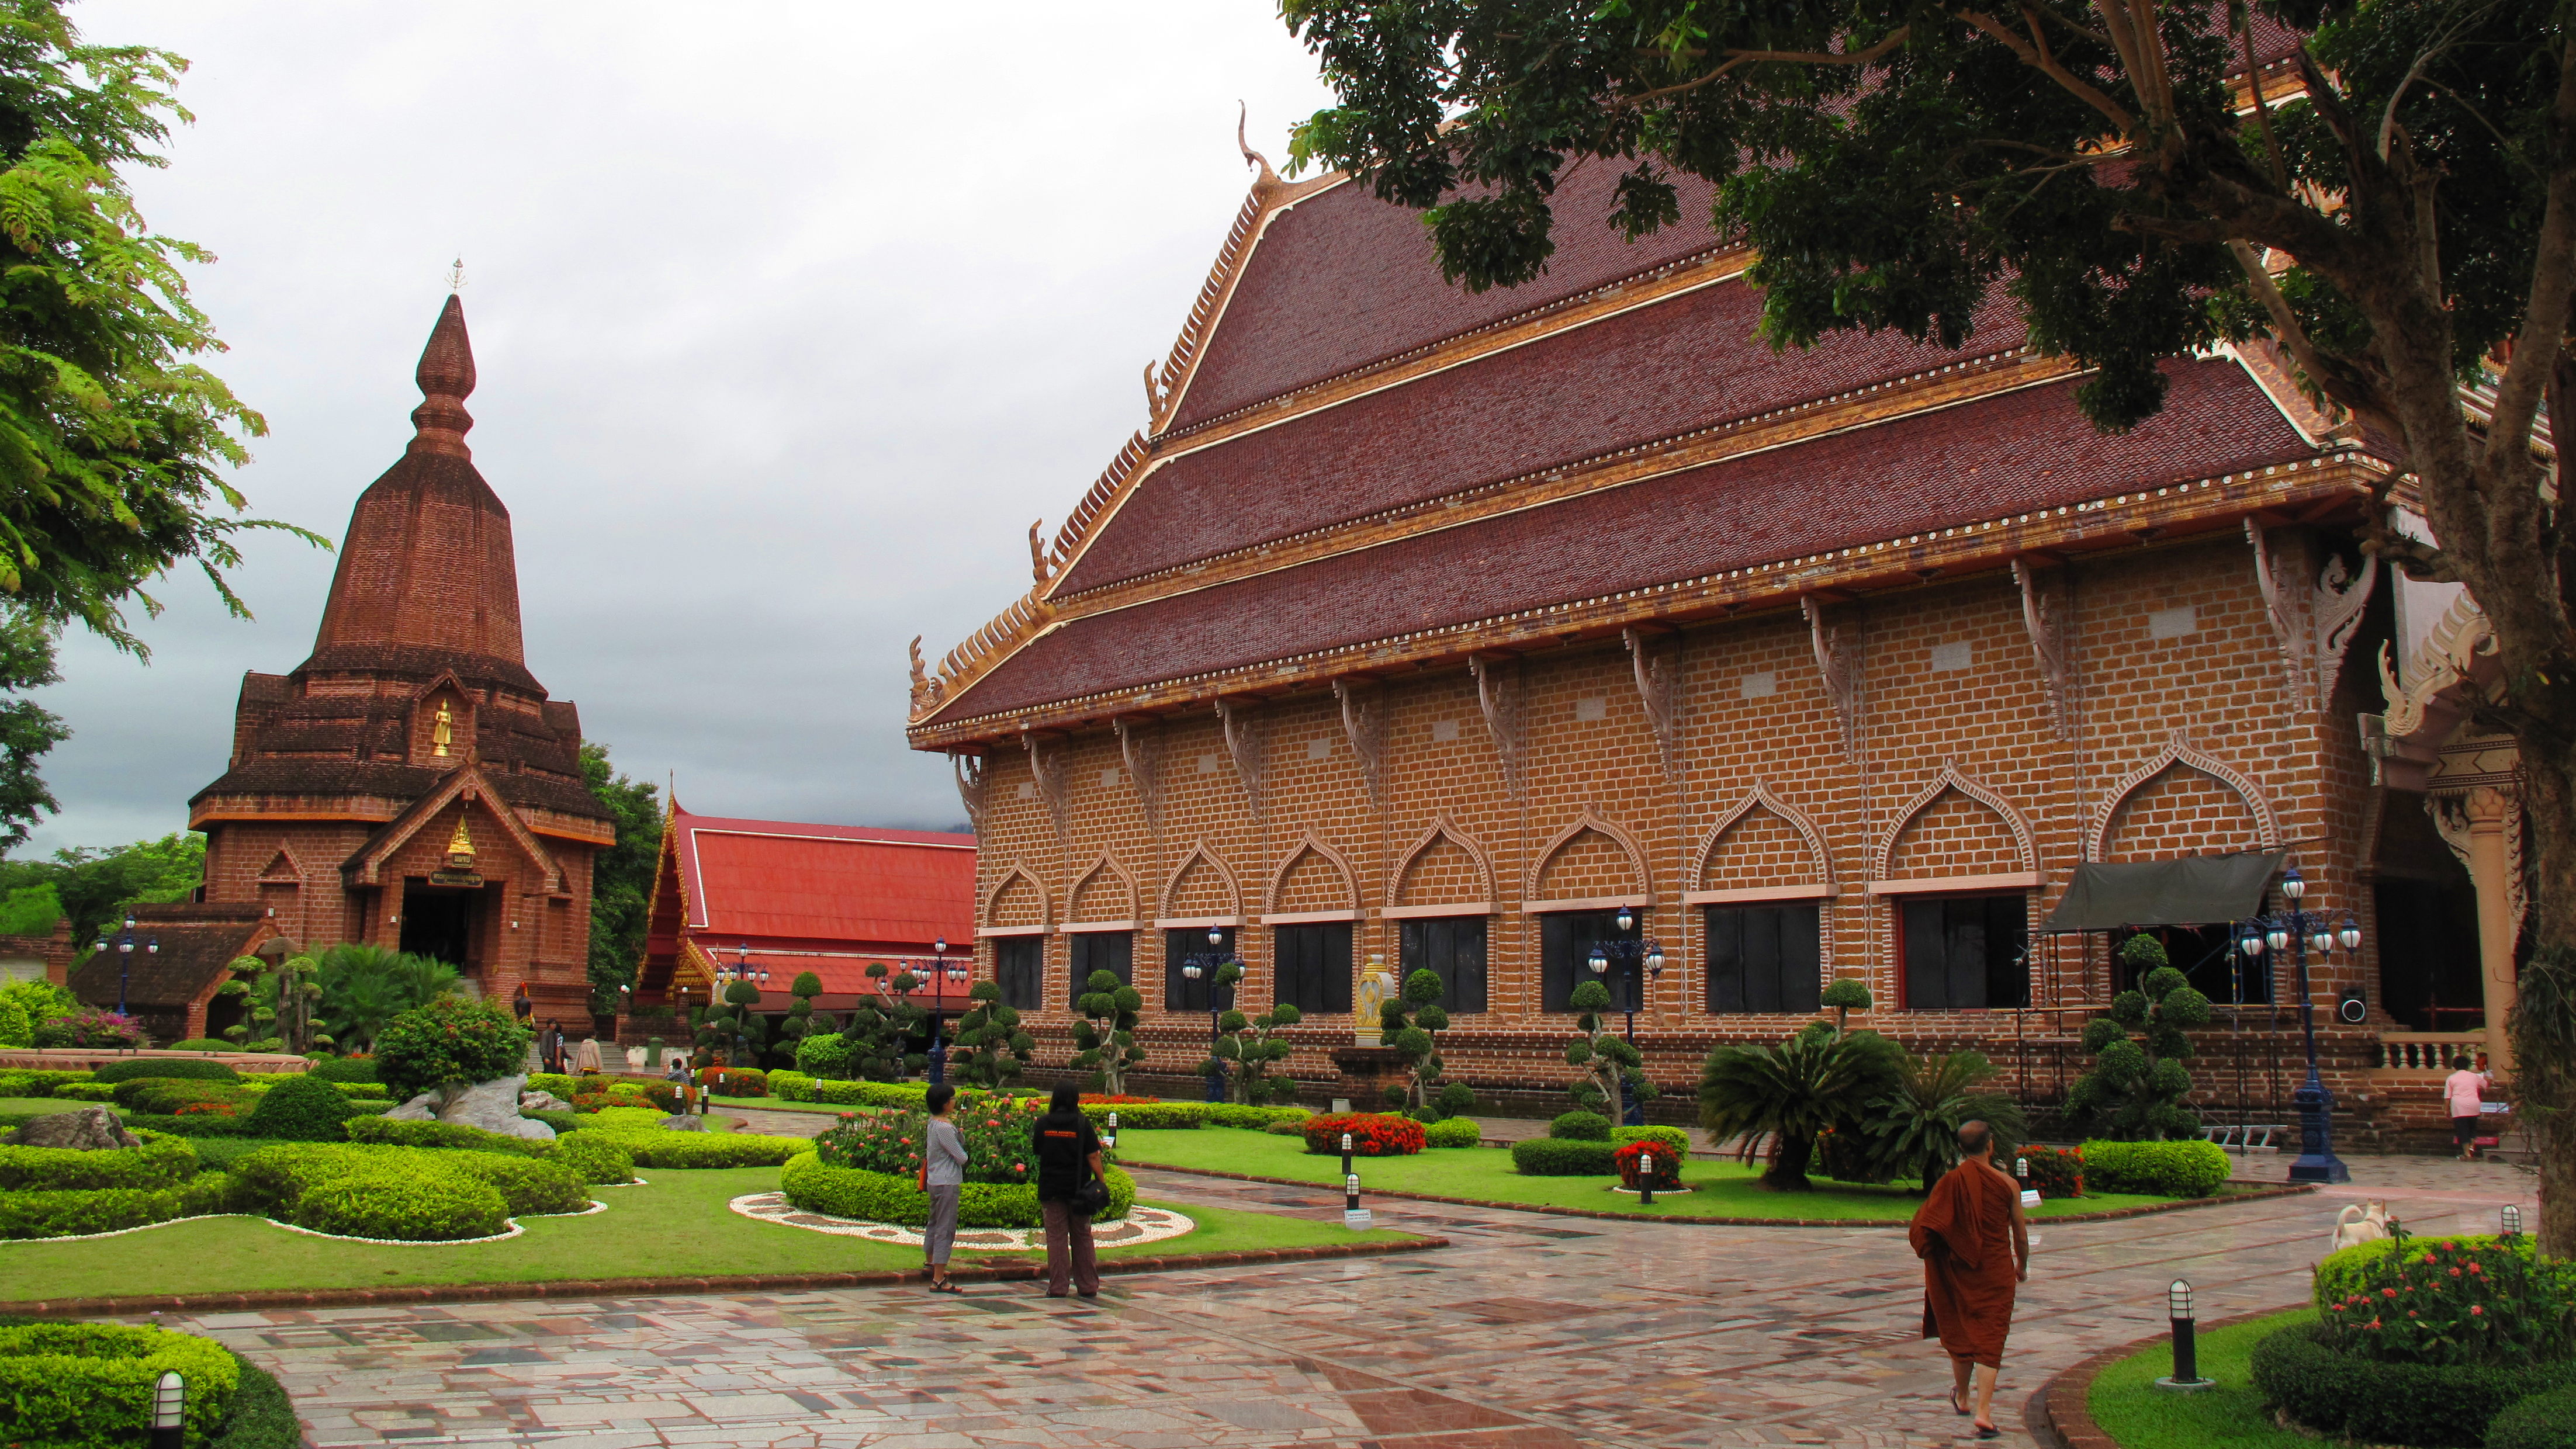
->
[633,802,977,1017]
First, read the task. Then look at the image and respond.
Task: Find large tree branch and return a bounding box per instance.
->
[2484,33,2576,469]
[1958,9,2136,134]
[2238,1,2287,189]
[1624,26,1911,106]
[2225,238,2403,437]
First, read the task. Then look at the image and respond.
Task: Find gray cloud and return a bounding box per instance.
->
[24,0,1335,852]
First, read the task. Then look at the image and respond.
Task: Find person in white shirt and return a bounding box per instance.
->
[2443,1056,2487,1160]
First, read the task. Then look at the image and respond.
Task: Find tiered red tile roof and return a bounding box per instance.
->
[909,139,2390,750]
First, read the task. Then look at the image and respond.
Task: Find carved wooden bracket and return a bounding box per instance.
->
[1215,697,1268,824]
[2248,521,2378,712]
[1021,730,1071,846]
[2246,519,2307,705]
[1623,626,1684,783]
[2010,560,2075,740]
[951,751,988,835]
[1334,678,1390,810]
[1470,653,1529,802]
[1802,597,1861,759]
[1113,717,1165,838]
[2312,549,2378,713]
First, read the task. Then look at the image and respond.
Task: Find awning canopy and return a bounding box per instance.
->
[2041,851,2282,933]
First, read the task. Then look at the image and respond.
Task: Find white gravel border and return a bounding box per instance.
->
[0,1198,608,1247]
[728,1192,1194,1250]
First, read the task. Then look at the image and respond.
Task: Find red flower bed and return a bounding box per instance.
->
[173,1101,238,1117]
[1079,1094,1159,1104]
[697,1067,767,1097]
[2015,1144,2085,1200]
[1614,1139,1683,1190]
[1302,1113,1425,1157]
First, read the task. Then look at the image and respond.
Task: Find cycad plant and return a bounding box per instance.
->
[311,943,457,1055]
[1864,1050,2030,1191]
[1698,1021,1902,1191]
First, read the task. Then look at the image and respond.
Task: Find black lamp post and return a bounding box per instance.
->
[1584,906,1664,1126]
[97,914,157,1025]
[2237,865,2360,1184]
[1178,925,1241,1103]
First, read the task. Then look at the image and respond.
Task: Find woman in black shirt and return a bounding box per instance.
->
[1030,1081,1103,1298]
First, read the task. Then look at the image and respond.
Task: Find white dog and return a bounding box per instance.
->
[2332,1202,2392,1253]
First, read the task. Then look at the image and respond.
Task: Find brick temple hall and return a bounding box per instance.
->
[900,143,2535,1146]
[165,295,615,1021]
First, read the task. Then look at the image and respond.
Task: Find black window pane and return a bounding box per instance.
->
[1400,916,1488,1014]
[1069,931,1131,990]
[1902,895,2030,1010]
[1702,903,1822,1014]
[1541,910,1639,1011]
[995,937,1043,1011]
[1945,898,1988,1010]
[1781,906,1822,1013]
[1273,922,1352,1014]
[1163,927,1237,1013]
[1704,909,1745,1014]
[1902,899,1955,1010]
[1983,896,2030,1009]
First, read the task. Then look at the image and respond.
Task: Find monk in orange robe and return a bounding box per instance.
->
[1909,1120,2030,1438]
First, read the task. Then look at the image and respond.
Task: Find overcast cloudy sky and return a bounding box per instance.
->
[19,2,1340,854]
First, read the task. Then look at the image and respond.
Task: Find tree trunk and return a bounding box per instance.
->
[1765,1129,1816,1191]
[2505,758,2576,1256]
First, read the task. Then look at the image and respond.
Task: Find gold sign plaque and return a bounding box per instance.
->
[428,870,483,887]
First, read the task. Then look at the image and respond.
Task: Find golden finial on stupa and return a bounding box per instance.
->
[446,817,476,868]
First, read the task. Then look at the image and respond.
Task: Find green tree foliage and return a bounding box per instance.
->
[1206,960,1301,1105]
[1281,0,2576,1201]
[0,830,200,952]
[2067,936,2213,1140]
[1698,1022,1903,1191]
[776,969,823,1056]
[1070,968,1145,1096]
[948,979,1033,1089]
[579,742,658,1015]
[1562,978,1653,1116]
[373,994,531,1105]
[0,2,325,651]
[697,978,768,1065]
[0,878,59,933]
[311,941,456,1055]
[1863,1050,2031,1190]
[0,975,70,1045]
[0,607,62,850]
[840,962,927,1081]
[1820,978,1871,1033]
[1379,966,1474,1117]
[221,951,320,1053]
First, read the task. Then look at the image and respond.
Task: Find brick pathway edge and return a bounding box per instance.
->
[0,1234,1449,1319]
[1123,1160,2319,1227]
[2024,1305,2307,1449]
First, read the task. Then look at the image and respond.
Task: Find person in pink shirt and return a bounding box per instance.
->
[2443,1056,2488,1160]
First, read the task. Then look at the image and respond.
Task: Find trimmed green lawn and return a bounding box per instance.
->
[1115,1129,2194,1220]
[0,1165,1424,1301]
[708,1094,847,1115]
[0,1096,103,1115]
[2087,1309,2314,1449]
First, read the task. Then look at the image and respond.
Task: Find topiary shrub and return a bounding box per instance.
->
[1071,969,1146,1095]
[241,1075,363,1141]
[1510,1138,1618,1176]
[577,1131,809,1169]
[839,963,929,1080]
[2078,1139,2230,1197]
[524,1071,579,1100]
[794,1032,853,1079]
[2488,1385,2576,1449]
[291,1166,510,1241]
[1301,1112,1425,1156]
[47,1081,118,1101]
[2250,1319,2576,1448]
[2014,1143,2086,1199]
[374,996,531,1107]
[94,1058,239,1085]
[1079,1102,1205,1130]
[1207,1103,1310,1129]
[306,1056,379,1084]
[1614,1139,1684,1190]
[1377,966,1464,1115]
[551,1133,635,1185]
[1205,961,1301,1104]
[780,1149,1137,1228]
[346,1115,550,1156]
[767,1070,817,1101]
[1550,1111,1612,1141]
[442,1154,589,1216]
[112,1077,251,1113]
[0,1320,240,1444]
[164,1038,233,1052]
[0,1069,91,1098]
[950,979,1035,1089]
[1562,979,1653,1117]
[1612,1124,1689,1153]
[1423,1117,1482,1148]
[2066,941,2212,1140]
[0,1132,196,1191]
[699,1065,767,1097]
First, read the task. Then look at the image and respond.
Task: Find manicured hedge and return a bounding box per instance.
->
[164,1038,235,1052]
[1082,1102,1204,1130]
[766,1070,816,1101]
[49,1081,119,1101]
[0,1320,240,1444]
[234,1143,587,1230]
[1424,1117,1483,1148]
[292,1166,510,1241]
[1612,1125,1689,1153]
[0,1131,196,1191]
[699,1066,767,1096]
[2250,1319,2576,1448]
[780,1150,1137,1228]
[94,1058,240,1085]
[0,1173,240,1239]
[0,1069,89,1098]
[306,1056,379,1084]
[122,1112,270,1138]
[525,1071,579,1099]
[2078,1138,2231,1197]
[1550,1111,1612,1141]
[584,1105,666,1129]
[1206,1103,1310,1130]
[1511,1138,1618,1176]
[1615,1139,1685,1189]
[578,1130,809,1169]
[112,1077,247,1113]
[806,1079,933,1108]
[2489,1385,2576,1449]
[241,1076,366,1141]
[210,1353,302,1448]
[345,1115,633,1183]
[2313,1232,2516,1308]
[550,1133,636,1185]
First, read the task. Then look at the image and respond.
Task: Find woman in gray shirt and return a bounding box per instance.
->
[918,1084,967,1292]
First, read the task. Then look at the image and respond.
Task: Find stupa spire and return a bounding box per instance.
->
[408,293,476,459]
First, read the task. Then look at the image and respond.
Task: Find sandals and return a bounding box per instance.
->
[1975,1426,2000,1439]
[927,1280,962,1294]
[1948,1391,1971,1417]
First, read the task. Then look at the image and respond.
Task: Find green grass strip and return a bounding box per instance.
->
[1114,1129,2189,1220]
[0,1166,1417,1299]
[2086,1309,2316,1449]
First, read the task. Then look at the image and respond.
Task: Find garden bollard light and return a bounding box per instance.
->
[1639,1152,1654,1207]
[2152,1279,2215,1392]
[1343,1171,1371,1232]
[2503,1205,2522,1237]
[2016,1156,2041,1209]
[1106,1112,1119,1152]
[1341,1132,1354,1179]
[149,1371,183,1449]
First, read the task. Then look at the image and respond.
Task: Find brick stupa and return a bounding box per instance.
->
[187,295,613,1015]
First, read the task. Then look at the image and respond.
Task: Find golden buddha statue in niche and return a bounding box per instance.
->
[433,701,453,757]
[446,817,476,871]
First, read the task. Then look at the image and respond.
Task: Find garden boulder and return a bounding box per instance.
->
[657,1113,708,1131]
[4,1107,140,1150]
[518,1090,572,1112]
[377,1076,555,1139]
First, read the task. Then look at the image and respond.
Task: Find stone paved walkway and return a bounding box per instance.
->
[154,1155,2535,1448]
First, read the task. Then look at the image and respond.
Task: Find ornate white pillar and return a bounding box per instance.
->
[2462,786,2518,1074]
